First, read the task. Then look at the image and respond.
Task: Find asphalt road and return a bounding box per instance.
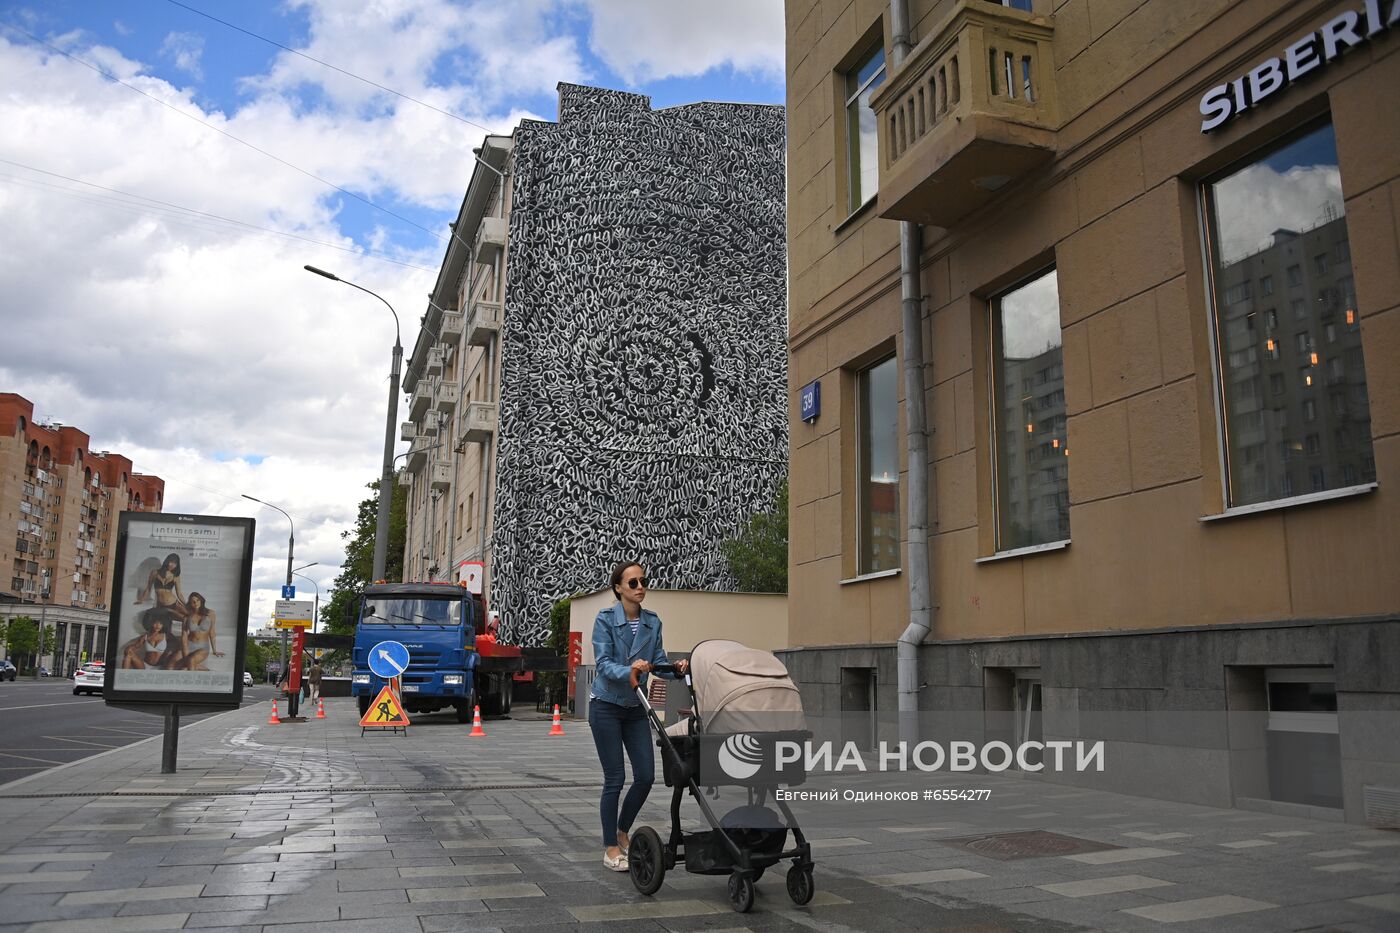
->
[0,678,275,787]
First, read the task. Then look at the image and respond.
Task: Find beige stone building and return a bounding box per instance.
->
[783,0,1400,823]
[0,393,164,671]
[400,133,512,591]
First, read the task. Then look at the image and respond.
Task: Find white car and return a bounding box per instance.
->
[73,662,105,696]
[243,672,254,687]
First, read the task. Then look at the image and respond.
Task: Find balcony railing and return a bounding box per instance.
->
[436,383,459,414]
[408,384,432,420]
[870,0,1057,226]
[475,216,507,267]
[440,310,463,344]
[467,300,502,347]
[430,460,452,491]
[425,347,444,377]
[462,401,498,445]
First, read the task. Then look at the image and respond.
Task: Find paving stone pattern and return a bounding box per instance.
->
[0,701,1395,931]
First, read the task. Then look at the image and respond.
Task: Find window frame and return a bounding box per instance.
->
[855,354,900,577]
[1196,117,1378,519]
[843,41,887,216]
[986,266,1070,556]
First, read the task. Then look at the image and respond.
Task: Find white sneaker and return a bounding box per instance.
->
[603,852,629,872]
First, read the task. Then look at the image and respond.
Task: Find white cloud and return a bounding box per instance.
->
[576,0,784,84]
[160,30,204,80]
[1213,164,1343,265]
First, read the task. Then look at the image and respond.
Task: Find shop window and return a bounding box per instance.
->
[1202,120,1375,507]
[844,42,886,213]
[857,356,899,574]
[991,268,1067,551]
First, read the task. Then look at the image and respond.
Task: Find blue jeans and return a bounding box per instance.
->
[589,697,655,848]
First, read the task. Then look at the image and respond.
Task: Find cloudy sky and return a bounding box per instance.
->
[0,0,784,628]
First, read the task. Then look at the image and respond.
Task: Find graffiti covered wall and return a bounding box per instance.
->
[492,84,787,645]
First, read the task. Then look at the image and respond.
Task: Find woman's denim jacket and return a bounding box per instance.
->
[590,602,677,707]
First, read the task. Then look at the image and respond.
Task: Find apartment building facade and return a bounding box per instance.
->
[402,84,789,645]
[783,0,1400,823]
[0,393,164,671]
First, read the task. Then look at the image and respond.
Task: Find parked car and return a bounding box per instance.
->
[37,665,51,677]
[73,662,105,695]
[243,672,254,687]
[0,660,16,682]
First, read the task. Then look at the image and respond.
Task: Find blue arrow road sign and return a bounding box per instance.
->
[282,585,296,599]
[369,641,410,679]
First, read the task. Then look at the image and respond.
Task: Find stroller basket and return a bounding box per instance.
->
[684,827,787,873]
[661,730,812,789]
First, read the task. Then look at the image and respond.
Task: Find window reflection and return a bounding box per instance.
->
[859,357,899,573]
[846,45,886,212]
[993,268,1068,551]
[1205,122,1374,507]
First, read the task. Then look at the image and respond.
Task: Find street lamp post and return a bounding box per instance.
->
[242,494,297,715]
[304,265,401,583]
[33,570,50,679]
[291,565,319,634]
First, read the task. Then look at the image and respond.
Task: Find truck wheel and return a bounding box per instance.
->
[501,684,512,716]
[358,695,371,717]
[455,699,472,723]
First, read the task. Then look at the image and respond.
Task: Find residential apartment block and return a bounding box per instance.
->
[782,0,1400,823]
[0,393,164,671]
[401,84,789,644]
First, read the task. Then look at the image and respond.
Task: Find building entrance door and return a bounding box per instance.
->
[1015,677,1043,770]
[1265,667,1342,809]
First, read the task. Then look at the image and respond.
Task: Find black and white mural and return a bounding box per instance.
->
[492,84,787,645]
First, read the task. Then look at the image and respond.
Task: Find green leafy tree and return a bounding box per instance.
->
[1,616,55,671]
[323,476,407,640]
[540,595,575,708]
[719,479,789,593]
[243,637,268,678]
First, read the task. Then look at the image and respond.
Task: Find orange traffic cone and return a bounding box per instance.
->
[548,704,566,736]
[468,704,487,737]
[268,698,281,724]
[316,697,326,719]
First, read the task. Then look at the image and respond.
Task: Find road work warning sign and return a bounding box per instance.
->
[360,685,410,735]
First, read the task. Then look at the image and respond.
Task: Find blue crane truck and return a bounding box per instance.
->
[350,582,521,722]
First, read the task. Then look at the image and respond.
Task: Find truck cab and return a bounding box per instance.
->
[350,583,519,722]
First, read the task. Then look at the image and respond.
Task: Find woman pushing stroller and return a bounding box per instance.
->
[589,560,688,872]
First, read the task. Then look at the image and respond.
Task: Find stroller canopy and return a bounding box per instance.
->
[688,640,807,734]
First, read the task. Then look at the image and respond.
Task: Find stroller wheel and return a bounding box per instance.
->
[786,864,815,905]
[628,826,666,896]
[727,873,756,913]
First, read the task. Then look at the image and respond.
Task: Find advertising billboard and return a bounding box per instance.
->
[103,512,254,707]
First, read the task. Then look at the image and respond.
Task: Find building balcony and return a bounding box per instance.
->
[425,347,445,377]
[467,300,502,346]
[405,437,432,474]
[430,460,452,492]
[436,383,459,414]
[475,216,507,267]
[422,413,439,437]
[397,469,413,487]
[400,421,416,442]
[440,310,464,344]
[409,383,432,420]
[462,401,497,445]
[870,0,1058,227]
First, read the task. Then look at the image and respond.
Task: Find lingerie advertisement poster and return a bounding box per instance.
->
[105,512,253,705]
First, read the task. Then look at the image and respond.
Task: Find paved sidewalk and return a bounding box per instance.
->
[0,698,1393,932]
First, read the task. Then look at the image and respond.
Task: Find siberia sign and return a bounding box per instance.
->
[1200,1,1399,132]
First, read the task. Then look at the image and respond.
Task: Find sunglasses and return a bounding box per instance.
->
[625,577,649,590]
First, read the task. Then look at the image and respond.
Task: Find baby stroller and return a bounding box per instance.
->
[628,640,815,913]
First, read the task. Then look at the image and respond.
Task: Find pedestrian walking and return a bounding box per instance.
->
[307,658,323,704]
[588,560,688,872]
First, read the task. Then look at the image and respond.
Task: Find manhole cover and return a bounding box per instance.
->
[941,830,1120,861]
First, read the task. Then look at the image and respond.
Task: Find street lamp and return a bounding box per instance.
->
[33,569,49,680]
[243,494,295,710]
[304,264,401,583]
[292,563,319,634]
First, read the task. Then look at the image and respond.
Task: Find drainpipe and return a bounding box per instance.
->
[891,0,932,751]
